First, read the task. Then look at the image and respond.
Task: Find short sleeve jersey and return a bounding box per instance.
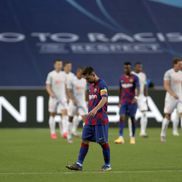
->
[85,79,109,125]
[46,70,67,100]
[119,74,139,104]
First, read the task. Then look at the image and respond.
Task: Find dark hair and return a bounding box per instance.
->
[54,59,62,64]
[124,62,131,66]
[82,67,95,75]
[134,62,142,66]
[173,58,181,65]
[63,61,72,67]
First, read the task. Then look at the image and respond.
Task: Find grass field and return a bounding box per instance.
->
[0,128,182,182]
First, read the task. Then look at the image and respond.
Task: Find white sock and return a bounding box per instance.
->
[49,116,56,134]
[128,118,132,137]
[58,118,63,135]
[140,112,148,135]
[72,116,80,134]
[172,119,179,134]
[67,122,73,140]
[180,118,182,128]
[160,118,170,137]
[62,115,68,134]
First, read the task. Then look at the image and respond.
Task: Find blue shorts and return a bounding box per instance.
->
[119,103,137,117]
[82,124,109,143]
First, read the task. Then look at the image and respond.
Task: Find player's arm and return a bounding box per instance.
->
[46,84,55,98]
[144,74,148,97]
[119,86,122,107]
[164,80,178,99]
[67,88,77,105]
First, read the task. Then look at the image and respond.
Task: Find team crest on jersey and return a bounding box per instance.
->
[129,78,133,82]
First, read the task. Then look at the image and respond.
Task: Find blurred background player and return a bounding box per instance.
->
[58,61,75,139]
[160,58,182,142]
[114,62,139,144]
[132,62,148,137]
[46,59,68,139]
[67,68,88,143]
[171,59,182,136]
[66,67,111,171]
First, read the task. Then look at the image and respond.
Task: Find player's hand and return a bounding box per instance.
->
[50,93,56,98]
[131,97,137,104]
[172,94,179,100]
[88,108,97,118]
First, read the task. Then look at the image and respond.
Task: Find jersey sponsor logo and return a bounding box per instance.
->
[89,94,97,100]
[121,83,133,88]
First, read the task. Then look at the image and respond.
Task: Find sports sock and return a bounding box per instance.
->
[49,116,56,134]
[119,118,125,136]
[72,116,80,134]
[77,143,89,165]
[140,112,147,135]
[62,115,68,134]
[130,117,136,137]
[161,118,169,137]
[100,143,110,166]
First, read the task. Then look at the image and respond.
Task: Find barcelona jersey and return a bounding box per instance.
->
[119,74,139,104]
[85,79,109,125]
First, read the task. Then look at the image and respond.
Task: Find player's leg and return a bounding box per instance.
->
[171,109,179,136]
[114,104,126,144]
[96,124,111,171]
[66,124,93,171]
[48,97,58,139]
[138,96,148,137]
[128,103,137,144]
[160,98,176,142]
[67,102,77,143]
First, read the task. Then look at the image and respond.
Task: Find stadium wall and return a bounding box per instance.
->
[0,88,165,128]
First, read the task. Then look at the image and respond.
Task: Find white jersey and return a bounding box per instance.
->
[67,76,87,105]
[132,71,147,96]
[65,72,75,88]
[164,69,182,100]
[46,70,67,100]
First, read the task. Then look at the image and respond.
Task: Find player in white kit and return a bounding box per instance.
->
[160,58,182,142]
[132,63,149,137]
[67,68,88,143]
[171,59,182,135]
[61,62,77,139]
[46,60,68,139]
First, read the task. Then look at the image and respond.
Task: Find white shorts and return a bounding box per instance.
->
[48,97,68,113]
[164,95,182,114]
[68,101,88,116]
[137,95,148,111]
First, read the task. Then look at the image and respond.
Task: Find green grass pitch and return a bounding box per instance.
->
[0,128,182,182]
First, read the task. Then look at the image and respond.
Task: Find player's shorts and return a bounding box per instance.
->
[137,95,148,111]
[68,101,88,116]
[48,97,68,113]
[164,95,182,114]
[119,102,137,117]
[82,124,108,143]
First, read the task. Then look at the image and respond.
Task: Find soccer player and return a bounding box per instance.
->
[63,62,78,137]
[171,59,182,134]
[132,62,148,137]
[46,59,68,139]
[67,68,88,143]
[114,62,139,144]
[160,58,182,142]
[66,67,111,171]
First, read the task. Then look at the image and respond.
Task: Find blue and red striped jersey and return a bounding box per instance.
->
[85,79,109,125]
[119,74,139,104]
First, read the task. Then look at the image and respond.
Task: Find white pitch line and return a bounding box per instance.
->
[0,169,182,176]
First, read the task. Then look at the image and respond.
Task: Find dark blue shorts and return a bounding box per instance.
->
[82,124,109,143]
[119,103,137,117]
